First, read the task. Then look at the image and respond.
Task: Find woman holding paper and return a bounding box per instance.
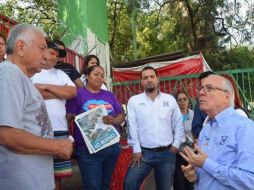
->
[66,65,125,190]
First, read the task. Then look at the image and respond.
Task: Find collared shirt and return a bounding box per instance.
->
[183,108,194,140]
[196,106,254,190]
[191,101,207,139]
[127,92,185,153]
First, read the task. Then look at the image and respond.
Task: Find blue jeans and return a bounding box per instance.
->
[75,143,121,190]
[124,149,176,190]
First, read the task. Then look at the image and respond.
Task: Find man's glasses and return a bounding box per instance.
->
[197,84,229,94]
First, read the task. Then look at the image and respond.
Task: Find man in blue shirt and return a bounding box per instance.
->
[181,74,254,190]
[191,71,214,139]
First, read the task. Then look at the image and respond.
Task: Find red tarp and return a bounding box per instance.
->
[112,54,211,105]
[112,54,210,82]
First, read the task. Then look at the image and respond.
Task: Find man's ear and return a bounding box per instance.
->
[141,78,144,87]
[225,91,231,105]
[15,40,25,57]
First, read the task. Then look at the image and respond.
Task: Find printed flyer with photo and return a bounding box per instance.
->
[75,105,120,154]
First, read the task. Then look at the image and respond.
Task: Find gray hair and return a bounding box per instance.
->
[221,77,235,107]
[6,23,46,55]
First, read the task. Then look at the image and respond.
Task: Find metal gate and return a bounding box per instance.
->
[112,68,254,117]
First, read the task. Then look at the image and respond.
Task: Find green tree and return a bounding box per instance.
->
[205,46,254,71]
[0,0,253,70]
[107,0,254,67]
[107,0,133,64]
[0,0,62,38]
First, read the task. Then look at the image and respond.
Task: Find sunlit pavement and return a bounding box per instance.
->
[61,162,172,190]
[62,162,83,190]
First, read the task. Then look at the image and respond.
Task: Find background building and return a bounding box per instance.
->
[58,0,111,87]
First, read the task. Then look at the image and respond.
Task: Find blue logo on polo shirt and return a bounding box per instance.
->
[163,101,169,107]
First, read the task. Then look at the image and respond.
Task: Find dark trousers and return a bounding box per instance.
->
[173,153,194,190]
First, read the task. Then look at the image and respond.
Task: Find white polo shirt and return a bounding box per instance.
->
[127,92,185,153]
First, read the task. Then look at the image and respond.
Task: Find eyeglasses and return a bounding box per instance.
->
[197,84,228,94]
[177,97,188,102]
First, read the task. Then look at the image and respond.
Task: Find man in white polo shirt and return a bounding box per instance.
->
[32,39,77,190]
[124,66,185,190]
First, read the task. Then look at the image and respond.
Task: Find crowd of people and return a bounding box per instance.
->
[1,23,254,190]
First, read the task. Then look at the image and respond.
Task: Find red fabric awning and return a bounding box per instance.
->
[112,53,212,105]
[112,54,210,82]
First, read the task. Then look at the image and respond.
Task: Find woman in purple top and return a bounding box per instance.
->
[66,65,125,190]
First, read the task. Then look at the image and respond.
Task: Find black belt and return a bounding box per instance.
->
[141,145,171,152]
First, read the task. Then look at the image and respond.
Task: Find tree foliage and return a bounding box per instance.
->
[107,0,133,63]
[0,0,60,38]
[205,46,254,71]
[0,0,253,70]
[107,0,254,67]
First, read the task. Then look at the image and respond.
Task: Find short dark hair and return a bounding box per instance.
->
[47,40,66,58]
[54,39,66,49]
[82,54,100,75]
[176,91,189,100]
[140,66,158,78]
[0,33,6,44]
[198,71,214,81]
